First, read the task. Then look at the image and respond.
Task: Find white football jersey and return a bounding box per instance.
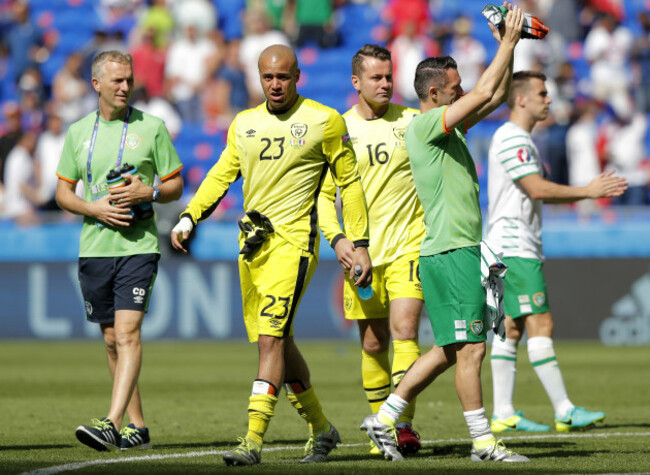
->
[486,121,544,260]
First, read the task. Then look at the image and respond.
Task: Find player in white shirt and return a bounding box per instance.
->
[486,71,627,433]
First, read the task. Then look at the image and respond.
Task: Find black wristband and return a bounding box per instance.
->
[353,239,369,248]
[330,233,346,249]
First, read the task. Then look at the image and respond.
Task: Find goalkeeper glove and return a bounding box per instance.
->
[482,4,549,40]
[238,210,274,259]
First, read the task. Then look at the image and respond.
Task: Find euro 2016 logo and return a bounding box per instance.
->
[517,147,531,163]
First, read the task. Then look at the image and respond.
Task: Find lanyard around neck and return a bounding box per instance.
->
[86,106,131,184]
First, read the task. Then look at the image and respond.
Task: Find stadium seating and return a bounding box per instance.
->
[0,0,648,248]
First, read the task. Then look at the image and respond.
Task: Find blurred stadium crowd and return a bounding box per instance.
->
[1,0,649,226]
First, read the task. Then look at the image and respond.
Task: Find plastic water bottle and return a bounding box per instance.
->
[120,163,154,220]
[353,264,374,300]
[106,168,134,218]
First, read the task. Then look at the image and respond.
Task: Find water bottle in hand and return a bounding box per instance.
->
[353,264,374,300]
[120,163,154,220]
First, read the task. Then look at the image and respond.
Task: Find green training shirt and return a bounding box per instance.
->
[406,106,482,256]
[56,108,183,257]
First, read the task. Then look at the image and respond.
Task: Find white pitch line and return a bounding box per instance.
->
[20,431,650,475]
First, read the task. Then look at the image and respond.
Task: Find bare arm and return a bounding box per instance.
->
[55,179,133,227]
[467,54,513,128]
[155,172,184,203]
[108,171,183,206]
[519,170,628,203]
[444,6,523,131]
[332,237,355,270]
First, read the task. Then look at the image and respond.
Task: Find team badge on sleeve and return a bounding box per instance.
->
[341,133,350,143]
[517,147,531,162]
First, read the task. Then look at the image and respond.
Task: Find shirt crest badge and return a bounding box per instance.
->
[291,123,308,139]
[126,134,142,150]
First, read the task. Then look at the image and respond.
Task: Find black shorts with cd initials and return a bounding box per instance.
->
[78,253,160,323]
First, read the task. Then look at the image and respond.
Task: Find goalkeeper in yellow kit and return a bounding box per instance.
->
[318,44,425,456]
[171,44,372,466]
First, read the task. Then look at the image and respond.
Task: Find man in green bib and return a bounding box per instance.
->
[361,5,530,463]
[55,51,184,451]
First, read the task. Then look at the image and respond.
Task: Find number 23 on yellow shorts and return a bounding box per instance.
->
[239,234,317,342]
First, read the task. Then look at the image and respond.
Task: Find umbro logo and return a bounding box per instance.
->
[246,129,256,137]
[133,287,145,304]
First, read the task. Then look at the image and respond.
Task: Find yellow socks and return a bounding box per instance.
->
[285,382,329,435]
[245,379,279,445]
[392,339,420,424]
[361,348,391,413]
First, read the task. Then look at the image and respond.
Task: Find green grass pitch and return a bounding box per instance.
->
[1,340,649,474]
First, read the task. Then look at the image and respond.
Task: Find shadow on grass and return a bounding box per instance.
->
[154,441,231,450]
[155,439,307,450]
[599,422,650,430]
[332,440,600,463]
[0,444,74,450]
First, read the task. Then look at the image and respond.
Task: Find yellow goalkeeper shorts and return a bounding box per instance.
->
[239,232,317,342]
[343,250,423,320]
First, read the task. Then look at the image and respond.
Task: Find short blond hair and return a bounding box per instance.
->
[91,50,133,80]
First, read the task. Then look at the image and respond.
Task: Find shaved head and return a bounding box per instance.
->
[258,44,301,112]
[258,44,298,73]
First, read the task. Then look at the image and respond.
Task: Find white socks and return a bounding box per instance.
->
[377,393,409,426]
[463,407,493,443]
[490,337,518,419]
[527,336,574,418]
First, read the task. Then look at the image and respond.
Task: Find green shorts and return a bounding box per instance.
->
[420,246,487,347]
[502,257,550,319]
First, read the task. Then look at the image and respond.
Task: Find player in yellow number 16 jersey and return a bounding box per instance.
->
[318,44,425,458]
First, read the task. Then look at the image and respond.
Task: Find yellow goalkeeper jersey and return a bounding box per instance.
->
[319,103,425,265]
[183,96,369,254]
